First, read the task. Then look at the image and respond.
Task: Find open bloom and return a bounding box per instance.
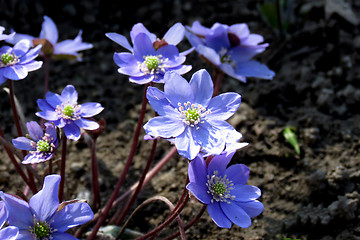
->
[186,151,264,228]
[0,174,94,240]
[36,85,104,141]
[0,39,42,85]
[186,21,275,82]
[0,26,15,41]
[12,121,58,164]
[6,16,93,61]
[106,23,191,84]
[0,201,19,240]
[143,69,242,160]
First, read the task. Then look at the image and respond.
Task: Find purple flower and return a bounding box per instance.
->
[0,201,19,240]
[186,21,275,82]
[0,174,94,240]
[186,151,264,228]
[6,16,93,61]
[143,69,242,160]
[106,23,192,84]
[0,39,42,85]
[12,121,58,164]
[36,85,104,141]
[0,26,15,41]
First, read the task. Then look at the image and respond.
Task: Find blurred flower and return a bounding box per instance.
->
[144,69,242,160]
[186,151,264,228]
[0,39,42,85]
[6,16,93,61]
[186,21,275,82]
[0,26,15,41]
[0,174,94,240]
[12,121,58,164]
[0,201,19,240]
[36,85,104,141]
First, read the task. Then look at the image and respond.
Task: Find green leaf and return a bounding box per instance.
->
[283,126,300,155]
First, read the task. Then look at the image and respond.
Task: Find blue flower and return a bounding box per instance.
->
[6,16,93,61]
[0,26,15,41]
[106,23,192,84]
[0,39,42,85]
[186,21,275,82]
[186,151,264,228]
[12,121,59,164]
[143,69,242,160]
[0,201,19,240]
[0,174,94,240]
[36,85,104,141]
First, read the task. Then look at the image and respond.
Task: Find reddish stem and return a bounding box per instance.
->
[90,138,100,211]
[59,131,67,202]
[212,69,224,97]
[87,84,149,240]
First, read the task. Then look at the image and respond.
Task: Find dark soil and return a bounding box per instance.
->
[1,0,360,239]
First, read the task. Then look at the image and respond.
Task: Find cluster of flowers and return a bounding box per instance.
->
[0,16,273,239]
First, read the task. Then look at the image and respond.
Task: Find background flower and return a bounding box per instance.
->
[0,26,15,41]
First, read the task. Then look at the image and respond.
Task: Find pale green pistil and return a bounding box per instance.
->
[63,105,74,117]
[185,109,200,123]
[144,56,160,70]
[1,53,14,65]
[213,182,227,196]
[37,140,50,152]
[32,221,50,239]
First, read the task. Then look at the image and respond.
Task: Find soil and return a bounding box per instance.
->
[1,0,360,239]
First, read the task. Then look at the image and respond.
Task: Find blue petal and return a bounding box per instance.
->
[187,21,212,36]
[174,127,201,160]
[207,202,232,228]
[196,45,221,66]
[235,60,275,80]
[130,23,156,44]
[118,66,144,77]
[228,23,250,41]
[156,45,181,62]
[207,151,235,177]
[61,85,78,104]
[29,175,60,222]
[37,99,55,112]
[169,64,192,75]
[35,110,59,121]
[143,116,185,139]
[225,164,249,185]
[63,121,81,141]
[133,33,155,60]
[188,154,207,185]
[106,32,133,52]
[3,65,28,80]
[220,63,246,82]
[51,232,79,240]
[129,74,154,85]
[0,192,33,229]
[189,69,213,107]
[186,182,211,204]
[206,92,241,121]
[40,16,58,45]
[184,31,204,48]
[0,226,19,240]
[50,202,94,232]
[163,71,194,107]
[45,92,63,109]
[26,121,43,141]
[19,44,42,64]
[21,60,43,72]
[163,23,185,45]
[74,118,99,130]
[12,137,35,151]
[233,200,264,218]
[230,185,261,202]
[12,39,31,58]
[220,201,251,228]
[80,102,104,118]
[146,86,178,117]
[17,230,34,239]
[193,122,225,156]
[22,153,47,164]
[45,123,58,144]
[0,201,7,228]
[205,25,230,52]
[113,52,138,68]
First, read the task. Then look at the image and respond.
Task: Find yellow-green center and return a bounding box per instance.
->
[185,109,200,123]
[32,221,50,239]
[37,140,50,152]
[213,182,227,196]
[63,105,74,117]
[144,56,160,70]
[1,53,14,65]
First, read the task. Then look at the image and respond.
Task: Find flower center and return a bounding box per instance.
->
[37,140,50,152]
[0,53,18,67]
[144,56,160,70]
[138,55,168,76]
[63,105,74,117]
[218,48,236,67]
[206,170,235,204]
[178,101,211,129]
[31,221,51,239]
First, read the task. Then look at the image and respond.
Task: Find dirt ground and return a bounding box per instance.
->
[0,0,360,239]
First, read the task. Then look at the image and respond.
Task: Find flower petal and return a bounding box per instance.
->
[29,175,60,222]
[21,61,43,72]
[196,45,221,66]
[174,127,201,160]
[186,182,211,204]
[74,119,99,130]
[51,232,78,240]
[0,201,7,228]
[234,200,264,218]
[16,230,33,240]
[0,226,19,240]
[231,185,261,202]
[35,110,59,121]
[235,60,275,80]
[50,202,94,232]
[45,92,63,109]
[189,69,213,107]
[80,102,104,118]
[12,39,31,57]
[5,33,34,46]
[225,164,249,185]
[106,32,133,52]
[61,85,78,104]
[26,121,43,141]
[163,71,194,107]
[207,202,232,228]
[146,86,179,117]
[130,23,156,44]
[133,33,155,60]
[206,92,241,121]
[163,23,185,45]
[188,154,207,184]
[143,116,185,139]
[63,121,81,141]
[113,52,138,67]
[188,21,212,37]
[19,44,42,64]
[205,26,230,52]
[12,137,35,151]
[220,201,251,228]
[3,65,28,80]
[40,16,58,45]
[0,192,33,229]
[207,151,236,176]
[193,122,225,156]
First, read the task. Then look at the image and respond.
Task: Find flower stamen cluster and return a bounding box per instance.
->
[55,101,81,121]
[138,55,168,75]
[0,53,19,67]
[206,170,235,204]
[178,101,211,129]
[29,219,53,239]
